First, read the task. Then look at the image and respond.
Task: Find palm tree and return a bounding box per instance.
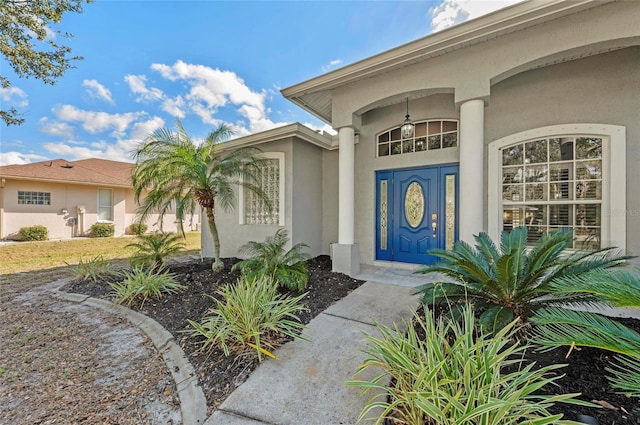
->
[132,120,267,271]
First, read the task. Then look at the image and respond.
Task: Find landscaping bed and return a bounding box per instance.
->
[65,255,365,414]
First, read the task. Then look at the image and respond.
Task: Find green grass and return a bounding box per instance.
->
[0,231,201,277]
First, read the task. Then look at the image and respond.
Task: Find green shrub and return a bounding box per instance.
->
[126,231,185,268]
[109,265,184,305]
[19,225,48,241]
[68,255,113,282]
[127,222,148,235]
[414,227,630,332]
[188,275,308,361]
[89,222,114,238]
[232,229,310,291]
[347,305,591,425]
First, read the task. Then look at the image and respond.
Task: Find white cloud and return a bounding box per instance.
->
[129,116,165,140]
[161,96,186,118]
[302,122,337,136]
[43,140,135,163]
[0,151,48,166]
[151,61,270,131]
[124,74,164,102]
[1,86,29,108]
[431,0,525,32]
[52,104,142,135]
[39,117,75,138]
[322,59,343,72]
[82,79,114,104]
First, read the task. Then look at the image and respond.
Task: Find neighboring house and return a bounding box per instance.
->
[203,0,639,277]
[0,158,199,240]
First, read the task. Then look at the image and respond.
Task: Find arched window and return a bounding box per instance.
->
[377,120,458,157]
[501,137,602,248]
[488,124,626,250]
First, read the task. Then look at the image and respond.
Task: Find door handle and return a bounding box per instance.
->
[431,213,437,238]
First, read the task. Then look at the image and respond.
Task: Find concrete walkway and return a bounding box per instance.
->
[206,267,425,425]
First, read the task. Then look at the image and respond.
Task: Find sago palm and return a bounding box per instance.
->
[414,227,629,331]
[232,228,310,291]
[132,120,267,271]
[531,266,640,397]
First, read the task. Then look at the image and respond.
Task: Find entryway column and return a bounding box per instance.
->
[459,99,485,243]
[332,126,360,276]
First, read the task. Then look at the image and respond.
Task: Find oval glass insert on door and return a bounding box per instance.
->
[405,182,425,228]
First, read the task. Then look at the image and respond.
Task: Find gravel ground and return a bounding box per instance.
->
[0,282,180,425]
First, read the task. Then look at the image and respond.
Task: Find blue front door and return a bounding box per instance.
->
[376,164,459,265]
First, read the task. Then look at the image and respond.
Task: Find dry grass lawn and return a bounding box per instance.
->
[0,232,201,285]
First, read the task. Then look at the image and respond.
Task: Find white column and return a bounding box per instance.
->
[459,99,485,243]
[338,126,355,245]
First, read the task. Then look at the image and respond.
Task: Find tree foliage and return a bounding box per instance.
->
[131,119,268,271]
[1,0,91,126]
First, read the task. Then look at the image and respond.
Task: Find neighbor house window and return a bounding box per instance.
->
[98,189,113,221]
[377,120,458,157]
[18,191,51,205]
[240,152,285,226]
[488,124,626,252]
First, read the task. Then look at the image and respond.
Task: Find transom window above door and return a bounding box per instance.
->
[377,120,458,157]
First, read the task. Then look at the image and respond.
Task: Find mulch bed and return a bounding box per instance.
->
[65,255,364,414]
[402,306,640,424]
[65,257,640,423]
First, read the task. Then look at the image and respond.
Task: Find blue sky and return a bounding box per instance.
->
[0,0,522,165]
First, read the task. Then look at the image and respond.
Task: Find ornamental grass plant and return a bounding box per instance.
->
[188,275,308,361]
[347,305,590,425]
[126,231,186,269]
[67,255,113,282]
[109,265,184,306]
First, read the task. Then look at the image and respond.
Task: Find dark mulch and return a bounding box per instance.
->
[65,258,640,423]
[404,306,640,425]
[64,255,364,413]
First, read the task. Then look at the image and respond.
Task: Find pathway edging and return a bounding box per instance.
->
[47,279,208,425]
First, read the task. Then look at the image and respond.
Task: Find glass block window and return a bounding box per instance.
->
[244,158,280,225]
[377,120,458,157]
[501,136,603,249]
[98,189,113,221]
[18,191,51,205]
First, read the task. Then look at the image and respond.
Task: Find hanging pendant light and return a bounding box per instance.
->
[400,97,414,139]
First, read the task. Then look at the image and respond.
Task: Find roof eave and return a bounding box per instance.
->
[0,175,132,188]
[281,0,606,119]
[219,123,335,151]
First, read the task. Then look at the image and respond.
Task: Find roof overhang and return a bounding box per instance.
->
[219,122,336,151]
[0,175,132,188]
[281,0,609,124]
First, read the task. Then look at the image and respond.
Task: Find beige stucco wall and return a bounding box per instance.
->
[0,179,196,240]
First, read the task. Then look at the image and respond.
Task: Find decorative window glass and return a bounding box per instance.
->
[377,120,458,157]
[97,189,113,221]
[18,191,51,205]
[244,158,281,225]
[501,136,603,249]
